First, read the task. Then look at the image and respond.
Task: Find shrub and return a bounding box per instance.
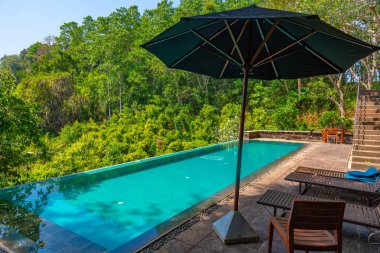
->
[318,111,353,129]
[319,111,341,128]
[272,103,299,130]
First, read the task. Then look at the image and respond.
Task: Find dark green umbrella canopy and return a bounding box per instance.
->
[142,5,379,80]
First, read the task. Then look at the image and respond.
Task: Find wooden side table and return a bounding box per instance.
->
[338,129,345,144]
[321,129,328,143]
[321,128,345,144]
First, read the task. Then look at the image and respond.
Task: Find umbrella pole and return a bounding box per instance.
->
[233,68,249,211]
[212,68,258,244]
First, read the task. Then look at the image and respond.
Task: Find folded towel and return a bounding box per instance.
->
[346,167,379,178]
[345,173,379,184]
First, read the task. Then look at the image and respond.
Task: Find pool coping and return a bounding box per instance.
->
[133,140,309,253]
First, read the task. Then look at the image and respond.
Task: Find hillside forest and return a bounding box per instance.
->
[0,0,379,188]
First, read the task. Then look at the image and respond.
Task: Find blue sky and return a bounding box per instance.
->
[0,0,180,57]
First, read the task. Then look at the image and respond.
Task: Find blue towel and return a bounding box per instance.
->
[345,167,380,184]
[345,173,379,184]
[347,167,379,178]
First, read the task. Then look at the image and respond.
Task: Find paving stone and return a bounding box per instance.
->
[159,239,193,253]
[186,246,213,253]
[189,220,214,236]
[198,233,257,253]
[176,227,210,246]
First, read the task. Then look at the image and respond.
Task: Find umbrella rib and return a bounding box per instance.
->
[254,47,304,68]
[267,19,342,72]
[219,20,248,78]
[224,20,245,64]
[191,29,242,67]
[255,19,279,78]
[170,20,239,68]
[282,18,375,50]
[201,46,243,67]
[143,19,223,47]
[249,19,281,68]
[253,29,318,67]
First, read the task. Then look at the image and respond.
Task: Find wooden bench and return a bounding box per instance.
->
[285,166,380,206]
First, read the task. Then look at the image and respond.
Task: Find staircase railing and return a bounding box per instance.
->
[348,83,362,169]
[353,83,362,148]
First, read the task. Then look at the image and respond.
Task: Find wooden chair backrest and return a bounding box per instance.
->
[288,200,345,231]
[327,128,339,135]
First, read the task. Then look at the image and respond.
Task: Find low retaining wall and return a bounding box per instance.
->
[244,130,353,144]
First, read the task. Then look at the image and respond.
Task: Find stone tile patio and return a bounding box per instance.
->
[154,141,380,253]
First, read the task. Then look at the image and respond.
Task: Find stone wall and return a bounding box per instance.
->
[244,130,353,144]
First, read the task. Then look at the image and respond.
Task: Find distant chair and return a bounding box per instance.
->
[267,199,345,253]
[327,128,340,143]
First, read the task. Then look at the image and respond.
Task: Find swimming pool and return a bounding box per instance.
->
[0,140,303,252]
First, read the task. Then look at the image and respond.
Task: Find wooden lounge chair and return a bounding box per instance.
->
[268,199,345,253]
[258,189,380,229]
[295,166,346,178]
[285,166,380,206]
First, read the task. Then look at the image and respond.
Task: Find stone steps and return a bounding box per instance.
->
[354,139,380,146]
[354,144,380,151]
[356,109,380,114]
[358,121,380,125]
[358,106,380,110]
[351,161,380,170]
[360,90,380,96]
[352,150,380,157]
[356,117,380,122]
[360,93,380,96]
[349,90,380,169]
[358,101,380,106]
[356,113,380,118]
[359,99,380,104]
[355,125,380,130]
[355,134,380,140]
[352,155,380,164]
[354,130,380,136]
[359,96,380,100]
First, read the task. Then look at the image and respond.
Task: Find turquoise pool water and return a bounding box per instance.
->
[0,140,303,252]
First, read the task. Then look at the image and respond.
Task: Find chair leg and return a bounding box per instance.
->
[287,233,294,253]
[268,220,274,253]
[334,230,342,253]
[287,243,293,253]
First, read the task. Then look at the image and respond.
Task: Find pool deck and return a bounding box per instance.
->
[153,141,380,253]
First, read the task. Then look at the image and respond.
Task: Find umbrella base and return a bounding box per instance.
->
[213,211,259,244]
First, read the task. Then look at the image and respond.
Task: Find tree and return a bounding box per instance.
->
[16,72,75,133]
[0,85,43,176]
[327,74,346,117]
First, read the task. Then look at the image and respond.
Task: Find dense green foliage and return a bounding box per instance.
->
[318,111,353,129]
[0,0,378,187]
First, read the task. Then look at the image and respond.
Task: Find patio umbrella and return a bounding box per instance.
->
[141,5,379,244]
